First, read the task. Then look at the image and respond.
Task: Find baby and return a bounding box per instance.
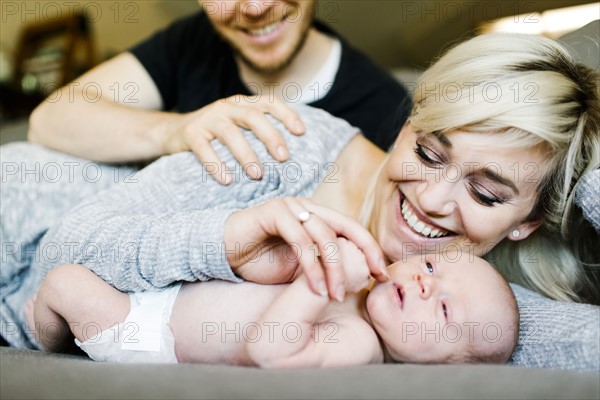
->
[27,238,518,366]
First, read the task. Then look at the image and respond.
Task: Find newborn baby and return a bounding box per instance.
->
[27,238,518,366]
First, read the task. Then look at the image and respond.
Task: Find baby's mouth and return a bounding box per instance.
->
[400,196,453,239]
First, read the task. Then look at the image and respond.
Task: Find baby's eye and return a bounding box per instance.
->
[426,262,434,275]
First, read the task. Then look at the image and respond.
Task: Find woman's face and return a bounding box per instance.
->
[371,123,546,263]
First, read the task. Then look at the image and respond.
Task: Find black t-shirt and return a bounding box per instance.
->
[130,12,411,150]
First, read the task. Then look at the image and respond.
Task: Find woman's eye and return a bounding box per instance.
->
[414,144,442,168]
[469,183,505,207]
[426,262,434,275]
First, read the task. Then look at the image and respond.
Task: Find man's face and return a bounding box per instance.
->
[199,1,316,73]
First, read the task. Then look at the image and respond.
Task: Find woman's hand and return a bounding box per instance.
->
[225,198,388,301]
[163,95,305,184]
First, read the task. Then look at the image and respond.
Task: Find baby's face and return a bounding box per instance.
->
[366,254,516,363]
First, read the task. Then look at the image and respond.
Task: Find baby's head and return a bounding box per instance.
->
[366,254,518,364]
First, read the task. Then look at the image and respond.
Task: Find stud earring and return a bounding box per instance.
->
[511,230,520,239]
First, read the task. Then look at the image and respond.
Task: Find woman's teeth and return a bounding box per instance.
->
[247,21,280,36]
[401,199,449,238]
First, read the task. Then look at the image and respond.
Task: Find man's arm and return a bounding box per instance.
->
[28,53,170,162]
[28,53,304,183]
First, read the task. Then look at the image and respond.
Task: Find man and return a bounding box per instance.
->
[28,1,410,183]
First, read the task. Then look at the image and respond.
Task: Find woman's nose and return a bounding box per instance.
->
[415,178,458,217]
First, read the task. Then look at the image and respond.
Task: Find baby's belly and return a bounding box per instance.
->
[169,280,287,365]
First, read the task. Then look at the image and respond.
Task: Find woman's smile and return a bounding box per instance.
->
[398,189,452,239]
[388,187,456,251]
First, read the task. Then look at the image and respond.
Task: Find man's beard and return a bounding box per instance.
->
[228,23,312,74]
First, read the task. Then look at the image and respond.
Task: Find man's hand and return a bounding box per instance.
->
[164,95,305,184]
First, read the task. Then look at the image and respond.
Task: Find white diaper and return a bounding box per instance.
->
[75,283,182,363]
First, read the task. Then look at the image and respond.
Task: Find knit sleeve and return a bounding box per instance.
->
[33,152,246,292]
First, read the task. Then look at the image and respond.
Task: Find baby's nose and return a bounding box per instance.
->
[413,274,434,299]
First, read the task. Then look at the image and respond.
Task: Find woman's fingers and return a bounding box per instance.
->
[298,199,389,282]
[265,199,329,296]
[282,198,347,301]
[226,197,386,300]
[280,198,386,301]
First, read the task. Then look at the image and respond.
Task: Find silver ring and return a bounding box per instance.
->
[298,211,311,223]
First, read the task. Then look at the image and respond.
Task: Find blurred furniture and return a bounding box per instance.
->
[0,11,96,121]
[12,11,95,90]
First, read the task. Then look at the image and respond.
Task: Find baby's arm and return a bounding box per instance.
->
[247,238,375,368]
[30,264,130,352]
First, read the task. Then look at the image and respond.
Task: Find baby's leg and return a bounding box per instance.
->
[33,264,129,352]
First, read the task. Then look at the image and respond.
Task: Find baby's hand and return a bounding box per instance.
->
[335,237,371,293]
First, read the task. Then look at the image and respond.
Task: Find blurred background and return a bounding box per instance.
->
[0,0,598,142]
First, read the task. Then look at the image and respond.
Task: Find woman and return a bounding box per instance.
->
[1,33,598,368]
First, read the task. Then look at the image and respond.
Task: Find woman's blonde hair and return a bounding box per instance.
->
[395,33,599,302]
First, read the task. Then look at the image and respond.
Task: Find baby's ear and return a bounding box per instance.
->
[507,220,542,241]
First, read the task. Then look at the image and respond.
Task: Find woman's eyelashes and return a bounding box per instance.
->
[414,141,507,207]
[414,144,443,168]
[468,182,506,207]
[469,182,506,207]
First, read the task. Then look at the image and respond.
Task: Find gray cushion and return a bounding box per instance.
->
[1,347,598,400]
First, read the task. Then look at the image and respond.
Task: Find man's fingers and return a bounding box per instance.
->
[189,136,231,185]
[260,98,305,135]
[216,123,264,180]
[232,109,291,162]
